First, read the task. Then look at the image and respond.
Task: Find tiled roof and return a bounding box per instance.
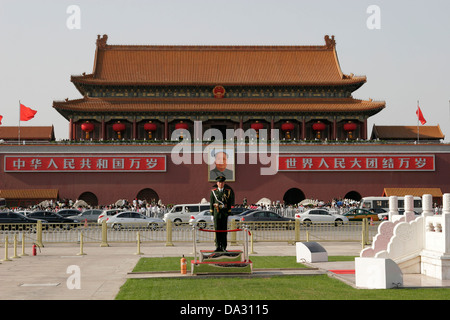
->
[371,125,444,140]
[0,126,55,140]
[0,189,59,200]
[382,188,443,198]
[71,35,366,86]
[53,97,385,114]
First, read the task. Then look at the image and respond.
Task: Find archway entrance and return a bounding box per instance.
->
[283,188,306,205]
[136,188,159,204]
[78,191,98,207]
[344,191,362,201]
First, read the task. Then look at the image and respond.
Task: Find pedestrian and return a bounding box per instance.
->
[209,175,234,252]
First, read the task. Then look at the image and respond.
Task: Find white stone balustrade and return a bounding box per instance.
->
[358,193,450,283]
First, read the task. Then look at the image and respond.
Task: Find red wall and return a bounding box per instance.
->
[1,145,449,206]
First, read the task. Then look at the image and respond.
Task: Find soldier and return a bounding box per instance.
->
[210,175,234,252]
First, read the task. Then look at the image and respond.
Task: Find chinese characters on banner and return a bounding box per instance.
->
[4,155,166,172]
[278,154,435,171]
[3,154,435,173]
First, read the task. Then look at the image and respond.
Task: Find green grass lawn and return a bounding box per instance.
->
[115,256,450,300]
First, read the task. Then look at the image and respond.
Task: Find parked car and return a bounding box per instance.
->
[295,209,348,226]
[69,209,103,222]
[228,209,255,222]
[343,208,380,221]
[230,207,248,215]
[0,211,47,230]
[189,210,213,228]
[163,203,210,225]
[26,211,78,229]
[106,211,164,230]
[56,209,82,217]
[97,209,124,224]
[240,210,295,222]
[190,209,257,228]
[15,210,34,216]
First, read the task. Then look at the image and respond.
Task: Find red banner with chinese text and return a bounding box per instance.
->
[4,155,166,172]
[278,154,435,171]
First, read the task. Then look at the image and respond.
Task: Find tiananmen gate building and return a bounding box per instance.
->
[0,35,448,207]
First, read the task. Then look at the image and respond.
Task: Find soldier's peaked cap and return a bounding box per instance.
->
[215,175,226,182]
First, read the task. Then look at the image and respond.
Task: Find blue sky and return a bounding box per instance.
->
[1,0,449,140]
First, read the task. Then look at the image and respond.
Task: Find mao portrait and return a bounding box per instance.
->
[208,148,235,182]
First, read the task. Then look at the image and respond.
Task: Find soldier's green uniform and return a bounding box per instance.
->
[210,175,235,252]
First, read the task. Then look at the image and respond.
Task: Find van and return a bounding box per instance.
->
[164,203,210,225]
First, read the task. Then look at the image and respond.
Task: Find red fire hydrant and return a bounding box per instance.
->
[32,243,41,256]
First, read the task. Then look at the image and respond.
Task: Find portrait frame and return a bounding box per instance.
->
[206,145,235,182]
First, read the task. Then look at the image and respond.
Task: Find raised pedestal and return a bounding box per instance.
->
[191,250,252,275]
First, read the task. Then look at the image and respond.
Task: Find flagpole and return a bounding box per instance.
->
[417,100,419,144]
[18,100,21,145]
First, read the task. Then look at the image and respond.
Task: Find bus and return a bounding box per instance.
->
[359,196,422,214]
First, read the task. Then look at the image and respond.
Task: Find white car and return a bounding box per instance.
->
[295,208,348,226]
[189,209,257,228]
[97,209,124,224]
[189,210,213,228]
[163,203,210,225]
[106,211,164,230]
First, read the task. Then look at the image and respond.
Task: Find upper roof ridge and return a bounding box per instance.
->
[96,34,335,51]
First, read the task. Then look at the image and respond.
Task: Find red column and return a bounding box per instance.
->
[101,119,106,140]
[164,119,168,140]
[69,118,73,140]
[363,119,367,140]
[333,118,337,140]
[301,119,305,140]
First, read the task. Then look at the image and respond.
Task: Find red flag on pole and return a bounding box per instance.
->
[416,105,426,125]
[20,104,37,121]
[0,115,3,125]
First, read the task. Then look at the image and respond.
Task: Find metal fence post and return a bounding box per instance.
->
[295,219,300,243]
[20,233,28,256]
[11,234,19,259]
[365,218,371,246]
[77,232,86,256]
[36,220,43,248]
[100,220,109,247]
[135,232,143,255]
[166,219,174,246]
[361,218,368,248]
[2,236,11,262]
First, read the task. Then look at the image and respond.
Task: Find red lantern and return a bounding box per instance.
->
[251,121,264,138]
[343,122,357,139]
[251,121,264,131]
[175,121,188,139]
[175,121,189,130]
[281,121,294,140]
[312,122,326,132]
[113,122,126,139]
[312,121,326,139]
[81,121,94,139]
[343,122,357,132]
[144,121,157,139]
[281,122,294,132]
